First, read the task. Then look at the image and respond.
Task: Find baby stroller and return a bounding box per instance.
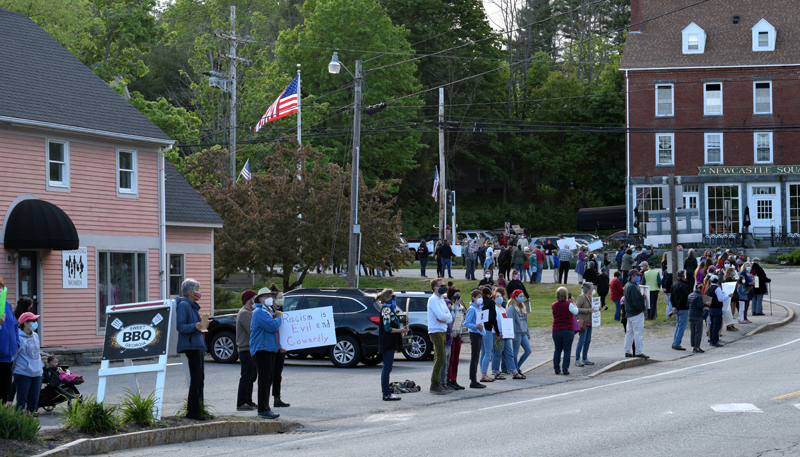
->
[38,366,83,411]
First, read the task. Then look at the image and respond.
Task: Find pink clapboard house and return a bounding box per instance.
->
[0,9,222,348]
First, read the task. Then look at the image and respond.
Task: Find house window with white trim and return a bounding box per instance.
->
[47,141,69,189]
[752,19,776,51]
[656,133,674,166]
[118,150,137,194]
[169,254,184,297]
[97,251,148,331]
[707,185,740,234]
[655,85,673,116]
[704,83,722,115]
[683,184,699,210]
[790,184,800,233]
[705,133,723,164]
[754,132,773,164]
[754,81,772,114]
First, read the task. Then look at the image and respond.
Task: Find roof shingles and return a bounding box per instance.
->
[164,161,223,225]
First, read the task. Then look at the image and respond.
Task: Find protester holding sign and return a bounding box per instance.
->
[552,287,578,375]
[175,279,208,421]
[492,290,525,380]
[236,289,258,411]
[377,289,408,401]
[250,288,282,419]
[574,283,596,367]
[427,278,453,395]
[445,289,466,390]
[0,281,19,404]
[507,290,531,372]
[269,285,290,408]
[464,289,486,389]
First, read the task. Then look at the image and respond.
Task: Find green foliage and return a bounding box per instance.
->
[0,403,40,441]
[214,286,238,309]
[61,394,119,435]
[777,249,800,264]
[126,91,201,165]
[175,399,215,419]
[119,389,159,427]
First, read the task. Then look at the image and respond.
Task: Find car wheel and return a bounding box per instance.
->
[360,354,382,366]
[403,331,432,361]
[286,352,307,359]
[209,331,238,363]
[328,334,361,368]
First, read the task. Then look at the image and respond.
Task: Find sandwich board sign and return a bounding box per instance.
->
[98,300,174,419]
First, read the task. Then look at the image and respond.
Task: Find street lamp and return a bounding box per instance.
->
[328,52,362,288]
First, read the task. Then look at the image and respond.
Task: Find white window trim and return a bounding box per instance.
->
[704,132,723,164]
[682,22,706,54]
[95,250,149,334]
[787,182,800,234]
[46,140,70,192]
[752,18,776,52]
[655,84,674,117]
[753,131,773,164]
[168,253,185,298]
[703,82,723,116]
[753,81,772,114]
[704,183,742,235]
[116,149,138,198]
[655,133,675,166]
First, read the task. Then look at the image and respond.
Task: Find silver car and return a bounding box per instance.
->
[394,290,469,361]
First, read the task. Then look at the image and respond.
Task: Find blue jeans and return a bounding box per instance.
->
[381,349,394,397]
[536,264,543,283]
[484,258,493,270]
[753,293,765,314]
[419,257,428,276]
[514,334,532,370]
[552,330,574,372]
[709,308,723,344]
[442,258,452,277]
[519,266,528,282]
[665,293,673,317]
[546,255,553,269]
[480,331,494,373]
[613,299,621,321]
[493,338,516,372]
[14,374,41,412]
[575,325,592,360]
[673,309,688,347]
[466,258,476,280]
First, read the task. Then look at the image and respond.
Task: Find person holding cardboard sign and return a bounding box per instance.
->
[176,279,209,421]
[377,289,409,401]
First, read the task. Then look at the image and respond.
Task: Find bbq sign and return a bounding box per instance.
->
[102,304,171,361]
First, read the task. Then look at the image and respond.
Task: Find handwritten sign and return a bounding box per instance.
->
[557,238,577,251]
[639,285,650,310]
[279,306,337,351]
[477,309,489,325]
[499,317,514,338]
[592,297,602,327]
[721,283,736,327]
[587,240,603,252]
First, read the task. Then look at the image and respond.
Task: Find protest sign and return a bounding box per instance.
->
[592,297,602,327]
[499,317,514,338]
[721,282,736,327]
[639,285,650,309]
[477,309,489,325]
[557,238,577,251]
[587,240,603,252]
[279,306,338,351]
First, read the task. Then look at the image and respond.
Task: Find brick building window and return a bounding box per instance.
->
[754,82,772,114]
[655,85,673,116]
[634,186,664,234]
[707,185,740,234]
[704,83,722,115]
[758,32,769,47]
[656,133,674,165]
[790,184,800,233]
[754,132,773,163]
[704,133,723,164]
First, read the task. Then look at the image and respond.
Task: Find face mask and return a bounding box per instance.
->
[476,298,483,306]
[746,267,751,272]
[635,276,641,283]
[495,296,503,305]
[194,292,202,300]
[264,297,274,307]
[387,298,397,313]
[454,295,461,301]
[437,286,447,295]
[485,274,491,279]
[724,263,730,269]
[30,322,38,331]
[275,298,285,307]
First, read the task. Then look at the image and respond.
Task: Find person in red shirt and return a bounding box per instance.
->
[609,270,625,321]
[532,245,546,284]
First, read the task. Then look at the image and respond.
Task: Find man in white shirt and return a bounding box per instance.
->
[427,278,454,395]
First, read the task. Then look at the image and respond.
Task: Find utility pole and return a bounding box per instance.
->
[668,173,678,274]
[438,87,446,242]
[346,60,363,288]
[229,6,236,181]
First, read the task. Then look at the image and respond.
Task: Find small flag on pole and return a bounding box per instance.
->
[254,76,299,133]
[238,159,251,182]
[432,167,439,201]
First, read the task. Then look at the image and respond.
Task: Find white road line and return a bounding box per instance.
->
[364,413,415,422]
[479,300,800,411]
[711,404,762,413]
[794,404,800,410]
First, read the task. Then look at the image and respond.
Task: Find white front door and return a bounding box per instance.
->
[750,186,780,235]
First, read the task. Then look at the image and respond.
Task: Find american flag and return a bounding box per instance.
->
[254,76,299,133]
[238,159,251,181]
[432,166,439,201]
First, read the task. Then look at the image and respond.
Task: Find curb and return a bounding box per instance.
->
[588,356,658,377]
[522,359,551,375]
[34,420,292,457]
[745,302,794,337]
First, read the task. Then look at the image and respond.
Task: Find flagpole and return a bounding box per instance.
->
[297,64,302,145]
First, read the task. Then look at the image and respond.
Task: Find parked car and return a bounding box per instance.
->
[392,290,468,361]
[603,230,628,247]
[206,288,383,368]
[457,230,495,245]
[558,233,600,244]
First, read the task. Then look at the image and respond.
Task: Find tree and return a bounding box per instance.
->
[187,142,412,290]
[126,91,201,166]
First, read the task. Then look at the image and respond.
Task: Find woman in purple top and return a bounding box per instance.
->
[552,287,579,375]
[574,247,588,284]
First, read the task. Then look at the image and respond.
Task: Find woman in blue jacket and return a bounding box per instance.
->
[175,278,208,421]
[250,290,282,419]
[0,282,19,403]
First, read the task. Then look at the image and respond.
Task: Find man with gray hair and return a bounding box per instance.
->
[669,270,690,350]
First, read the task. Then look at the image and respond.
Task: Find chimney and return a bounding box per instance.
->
[630,0,642,33]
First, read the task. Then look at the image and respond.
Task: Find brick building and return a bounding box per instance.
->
[621,0,800,241]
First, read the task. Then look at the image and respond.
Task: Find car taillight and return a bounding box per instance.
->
[368,316,380,324]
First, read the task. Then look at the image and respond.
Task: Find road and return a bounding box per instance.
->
[82,269,800,456]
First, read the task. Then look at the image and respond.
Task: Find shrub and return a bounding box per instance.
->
[777,248,800,264]
[175,399,215,420]
[119,389,159,427]
[0,403,39,441]
[214,286,238,309]
[61,394,119,435]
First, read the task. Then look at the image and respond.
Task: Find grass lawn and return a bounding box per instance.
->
[219,274,672,328]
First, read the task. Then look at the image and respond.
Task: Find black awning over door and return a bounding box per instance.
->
[4,199,79,250]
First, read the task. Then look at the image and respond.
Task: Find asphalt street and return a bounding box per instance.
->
[49,268,800,457]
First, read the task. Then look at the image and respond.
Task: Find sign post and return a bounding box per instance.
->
[97,300,173,419]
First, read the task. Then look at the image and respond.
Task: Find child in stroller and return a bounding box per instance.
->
[38,355,83,411]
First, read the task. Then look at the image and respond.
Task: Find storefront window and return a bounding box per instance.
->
[790,185,800,233]
[635,186,664,233]
[97,252,147,330]
[707,185,740,234]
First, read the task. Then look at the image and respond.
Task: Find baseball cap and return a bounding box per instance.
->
[639,261,649,268]
[18,312,40,325]
[241,289,257,305]
[628,269,641,277]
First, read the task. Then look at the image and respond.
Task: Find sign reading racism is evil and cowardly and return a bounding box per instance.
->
[62,247,87,289]
[101,306,171,360]
[279,306,337,351]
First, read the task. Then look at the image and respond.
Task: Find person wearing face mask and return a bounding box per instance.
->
[750,258,771,316]
[737,263,754,324]
[506,271,529,302]
[705,275,728,347]
[464,289,486,388]
[491,290,524,379]
[445,289,466,390]
[377,289,409,401]
[268,284,290,408]
[13,312,42,414]
[479,270,495,287]
[478,287,496,383]
[427,278,454,394]
[176,278,209,421]
[0,280,19,405]
[250,287,282,419]
[236,289,259,411]
[623,270,648,359]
